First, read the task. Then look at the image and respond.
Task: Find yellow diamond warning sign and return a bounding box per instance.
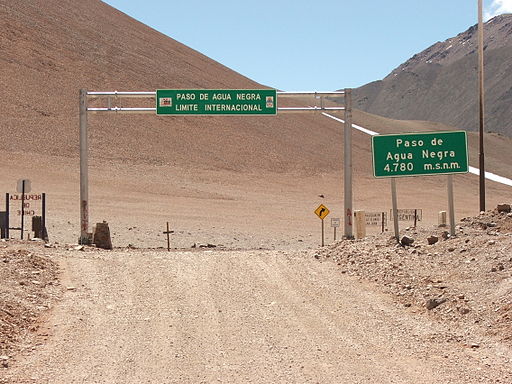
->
[314,204,330,220]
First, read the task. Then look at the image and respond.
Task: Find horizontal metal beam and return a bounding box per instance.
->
[277,91,345,97]
[278,107,345,113]
[88,106,345,114]
[86,91,346,99]
[86,91,347,114]
[87,91,156,99]
[88,107,156,113]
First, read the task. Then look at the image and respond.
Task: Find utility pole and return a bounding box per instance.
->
[344,89,353,239]
[79,89,90,244]
[478,0,486,212]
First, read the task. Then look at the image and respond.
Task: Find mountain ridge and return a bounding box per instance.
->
[0,0,347,174]
[353,14,512,137]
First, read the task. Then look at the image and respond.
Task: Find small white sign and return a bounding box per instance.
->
[330,218,341,228]
[16,179,31,193]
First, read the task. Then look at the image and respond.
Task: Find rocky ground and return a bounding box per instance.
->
[0,206,511,382]
[317,205,512,348]
[0,241,61,369]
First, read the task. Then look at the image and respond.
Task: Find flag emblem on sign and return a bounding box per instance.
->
[266,96,274,108]
[160,97,172,107]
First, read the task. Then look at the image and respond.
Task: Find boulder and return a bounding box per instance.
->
[425,297,447,310]
[497,203,511,213]
[400,235,414,246]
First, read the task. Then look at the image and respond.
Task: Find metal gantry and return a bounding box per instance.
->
[79,89,353,244]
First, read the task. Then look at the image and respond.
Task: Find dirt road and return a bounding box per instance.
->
[3,248,511,383]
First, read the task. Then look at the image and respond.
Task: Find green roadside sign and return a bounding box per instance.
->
[156,89,277,115]
[372,131,469,178]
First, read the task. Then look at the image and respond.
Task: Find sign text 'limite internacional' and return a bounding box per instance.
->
[372,131,469,178]
[156,89,277,115]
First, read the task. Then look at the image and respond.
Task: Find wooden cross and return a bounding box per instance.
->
[163,222,173,251]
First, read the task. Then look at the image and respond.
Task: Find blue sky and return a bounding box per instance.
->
[102,0,512,91]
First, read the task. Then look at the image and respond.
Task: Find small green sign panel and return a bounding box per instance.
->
[372,131,469,178]
[156,89,277,115]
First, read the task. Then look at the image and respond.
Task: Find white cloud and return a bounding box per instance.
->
[485,0,512,20]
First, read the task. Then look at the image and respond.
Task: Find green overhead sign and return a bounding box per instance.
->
[372,131,469,178]
[156,89,277,115]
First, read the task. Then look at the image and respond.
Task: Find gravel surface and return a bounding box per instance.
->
[1,240,511,383]
[0,241,60,363]
[317,207,512,348]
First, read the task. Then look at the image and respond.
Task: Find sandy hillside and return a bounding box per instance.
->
[1,0,511,249]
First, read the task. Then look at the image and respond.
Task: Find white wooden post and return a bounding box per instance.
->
[447,175,456,236]
[391,178,399,241]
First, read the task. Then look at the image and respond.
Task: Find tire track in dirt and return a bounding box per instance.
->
[3,248,511,383]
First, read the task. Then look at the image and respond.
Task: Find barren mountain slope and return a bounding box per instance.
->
[2,0,512,177]
[353,14,512,137]
[0,0,348,173]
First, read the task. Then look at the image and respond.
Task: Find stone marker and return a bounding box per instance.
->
[438,211,447,227]
[92,221,112,250]
[354,210,366,239]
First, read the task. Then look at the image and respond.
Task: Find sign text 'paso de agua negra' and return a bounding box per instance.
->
[371,131,469,178]
[156,89,277,115]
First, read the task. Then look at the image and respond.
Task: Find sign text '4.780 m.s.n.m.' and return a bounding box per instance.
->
[371,131,469,178]
[156,89,277,115]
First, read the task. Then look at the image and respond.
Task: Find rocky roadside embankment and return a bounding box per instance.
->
[317,205,512,347]
[0,242,61,370]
